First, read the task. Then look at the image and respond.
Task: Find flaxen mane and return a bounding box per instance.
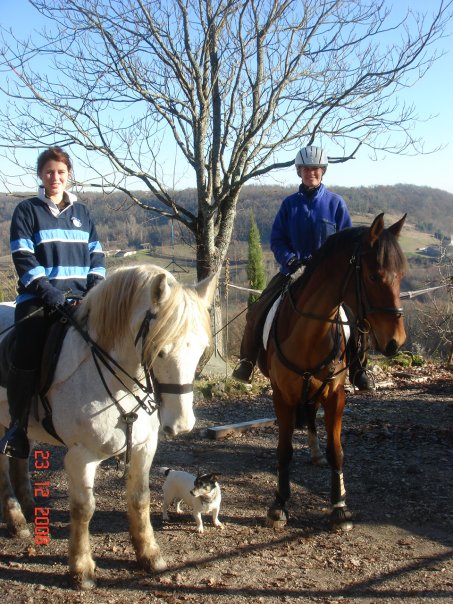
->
[76,265,211,364]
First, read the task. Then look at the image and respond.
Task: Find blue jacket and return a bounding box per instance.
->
[270,184,352,274]
[11,192,105,304]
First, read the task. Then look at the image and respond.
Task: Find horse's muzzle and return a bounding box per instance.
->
[162,425,177,437]
[161,424,192,437]
[384,339,400,357]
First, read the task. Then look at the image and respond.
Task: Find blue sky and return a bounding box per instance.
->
[2,1,453,194]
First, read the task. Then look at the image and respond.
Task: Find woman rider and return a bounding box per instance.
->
[0,147,105,458]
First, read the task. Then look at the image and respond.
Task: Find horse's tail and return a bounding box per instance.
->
[158,466,172,477]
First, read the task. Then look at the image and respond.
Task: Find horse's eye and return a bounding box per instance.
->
[369,273,380,283]
[158,351,165,358]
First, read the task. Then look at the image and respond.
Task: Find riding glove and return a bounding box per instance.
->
[29,277,66,309]
[286,256,304,274]
[86,274,104,292]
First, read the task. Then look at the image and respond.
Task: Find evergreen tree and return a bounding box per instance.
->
[247,213,266,306]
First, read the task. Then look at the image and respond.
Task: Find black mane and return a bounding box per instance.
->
[293,224,406,290]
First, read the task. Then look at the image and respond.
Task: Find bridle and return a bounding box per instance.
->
[348,245,404,323]
[58,306,195,466]
[272,239,404,403]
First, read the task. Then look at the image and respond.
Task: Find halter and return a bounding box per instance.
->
[272,239,404,405]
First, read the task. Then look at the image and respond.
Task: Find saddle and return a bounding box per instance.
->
[0,315,71,443]
[262,296,352,351]
[262,295,283,350]
[251,272,290,351]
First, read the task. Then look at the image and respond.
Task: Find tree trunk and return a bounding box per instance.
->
[195,194,239,362]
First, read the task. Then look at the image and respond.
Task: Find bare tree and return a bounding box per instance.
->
[0,0,451,280]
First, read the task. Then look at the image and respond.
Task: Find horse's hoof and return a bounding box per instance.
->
[70,573,96,591]
[5,500,30,538]
[311,455,328,467]
[151,555,167,572]
[266,506,288,529]
[330,507,353,532]
[137,554,167,573]
[8,524,31,540]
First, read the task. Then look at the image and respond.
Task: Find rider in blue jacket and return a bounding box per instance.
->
[233,145,373,391]
[0,147,105,459]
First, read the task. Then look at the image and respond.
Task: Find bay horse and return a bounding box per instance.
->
[0,264,217,589]
[258,214,407,530]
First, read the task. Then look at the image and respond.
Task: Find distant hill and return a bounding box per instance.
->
[234,183,453,244]
[0,184,451,256]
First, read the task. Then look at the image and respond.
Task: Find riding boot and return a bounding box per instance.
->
[0,365,37,459]
[348,331,375,392]
[233,272,289,384]
[232,296,262,384]
[232,320,257,384]
[232,358,255,384]
[349,356,374,391]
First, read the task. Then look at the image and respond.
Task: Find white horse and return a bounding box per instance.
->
[0,264,217,589]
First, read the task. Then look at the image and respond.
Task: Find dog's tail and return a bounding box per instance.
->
[158,466,172,477]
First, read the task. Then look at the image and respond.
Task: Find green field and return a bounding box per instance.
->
[351,213,438,256]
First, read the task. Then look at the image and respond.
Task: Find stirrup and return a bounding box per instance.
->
[0,424,30,459]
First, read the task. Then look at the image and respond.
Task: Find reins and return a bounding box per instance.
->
[0,305,44,337]
[54,306,158,468]
[271,239,402,408]
[272,284,348,408]
[59,306,158,413]
[56,305,194,469]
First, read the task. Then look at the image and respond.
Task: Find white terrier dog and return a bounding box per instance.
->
[161,468,223,533]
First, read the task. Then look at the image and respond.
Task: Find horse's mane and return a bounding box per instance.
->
[294,224,407,290]
[76,264,211,363]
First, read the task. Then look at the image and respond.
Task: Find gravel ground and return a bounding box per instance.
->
[1,363,452,604]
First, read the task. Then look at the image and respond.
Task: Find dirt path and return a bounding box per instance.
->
[1,364,452,603]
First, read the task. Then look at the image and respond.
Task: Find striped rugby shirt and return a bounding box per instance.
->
[10,189,105,304]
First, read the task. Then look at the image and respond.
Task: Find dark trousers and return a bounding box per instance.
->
[13,300,57,371]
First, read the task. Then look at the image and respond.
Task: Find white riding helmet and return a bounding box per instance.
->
[295,145,328,169]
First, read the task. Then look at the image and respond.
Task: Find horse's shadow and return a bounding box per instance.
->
[156,387,453,550]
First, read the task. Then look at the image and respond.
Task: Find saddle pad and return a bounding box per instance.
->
[263,295,283,350]
[262,300,350,350]
[341,307,351,343]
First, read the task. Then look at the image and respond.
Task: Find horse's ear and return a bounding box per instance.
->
[151,273,172,306]
[195,271,219,308]
[388,213,407,237]
[368,213,385,246]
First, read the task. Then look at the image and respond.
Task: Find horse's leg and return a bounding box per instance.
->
[64,446,99,590]
[306,405,328,467]
[266,388,294,528]
[127,441,166,573]
[9,456,35,521]
[0,449,30,538]
[323,388,353,531]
